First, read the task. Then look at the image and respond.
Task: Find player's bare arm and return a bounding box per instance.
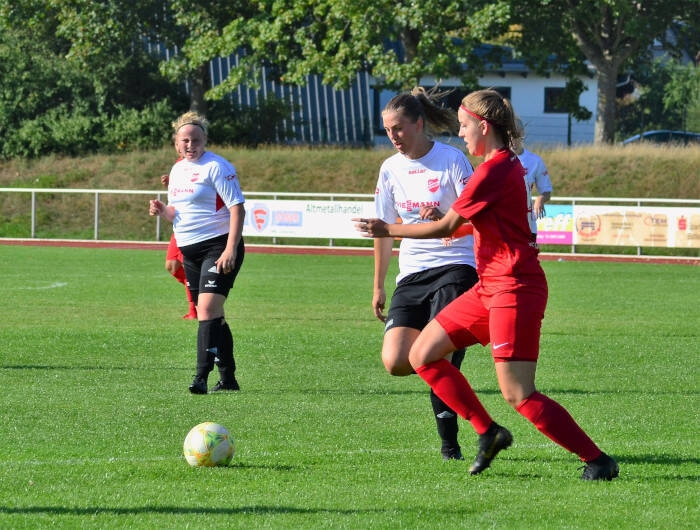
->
[149,199,175,223]
[354,209,464,239]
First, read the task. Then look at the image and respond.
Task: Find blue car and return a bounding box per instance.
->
[622,130,700,145]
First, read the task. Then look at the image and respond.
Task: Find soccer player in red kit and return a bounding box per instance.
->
[355,89,618,480]
[161,173,197,320]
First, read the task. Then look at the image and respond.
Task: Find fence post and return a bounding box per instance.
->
[94,192,100,240]
[31,191,36,238]
[637,200,642,256]
[570,198,576,255]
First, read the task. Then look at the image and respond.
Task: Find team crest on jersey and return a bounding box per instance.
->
[427,178,439,193]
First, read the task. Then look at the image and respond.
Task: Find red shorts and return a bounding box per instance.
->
[435,278,548,362]
[165,234,183,262]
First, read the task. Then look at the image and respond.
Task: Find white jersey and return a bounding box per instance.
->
[375,141,476,283]
[168,151,246,247]
[518,149,553,234]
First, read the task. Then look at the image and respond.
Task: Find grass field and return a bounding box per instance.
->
[0,245,698,529]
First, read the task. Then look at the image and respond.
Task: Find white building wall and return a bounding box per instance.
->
[375,72,598,147]
[487,73,597,147]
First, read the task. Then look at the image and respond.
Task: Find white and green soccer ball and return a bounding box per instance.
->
[183,422,234,467]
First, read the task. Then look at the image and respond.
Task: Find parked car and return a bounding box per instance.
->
[622,130,700,145]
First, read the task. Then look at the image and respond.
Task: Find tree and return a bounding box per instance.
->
[181,0,512,101]
[616,58,699,138]
[559,78,593,145]
[0,1,186,157]
[157,0,257,114]
[508,0,697,144]
[664,61,700,132]
[43,0,244,115]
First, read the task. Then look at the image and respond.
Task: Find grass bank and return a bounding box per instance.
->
[1,143,699,198]
[0,144,698,256]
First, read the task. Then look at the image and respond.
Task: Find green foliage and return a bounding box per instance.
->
[207,96,296,147]
[0,247,698,528]
[204,0,512,96]
[616,59,696,138]
[100,101,179,153]
[664,61,700,131]
[12,103,100,158]
[0,1,697,156]
[4,102,179,159]
[508,0,697,143]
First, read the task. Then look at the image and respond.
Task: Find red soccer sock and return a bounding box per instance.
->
[415,359,493,435]
[183,286,197,319]
[516,391,602,462]
[173,266,187,285]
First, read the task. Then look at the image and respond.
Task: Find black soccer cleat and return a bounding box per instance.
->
[469,423,513,475]
[441,446,464,461]
[188,376,208,394]
[581,452,619,481]
[210,379,240,392]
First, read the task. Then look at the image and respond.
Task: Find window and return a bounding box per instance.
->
[490,86,511,100]
[544,87,567,113]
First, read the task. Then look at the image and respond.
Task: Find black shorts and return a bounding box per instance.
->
[385,264,478,333]
[179,234,245,304]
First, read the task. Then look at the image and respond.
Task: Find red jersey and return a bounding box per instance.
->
[451,149,544,287]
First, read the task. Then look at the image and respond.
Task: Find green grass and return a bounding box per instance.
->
[0,245,698,529]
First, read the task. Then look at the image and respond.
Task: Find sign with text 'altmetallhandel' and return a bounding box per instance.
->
[243,200,376,239]
[243,199,700,248]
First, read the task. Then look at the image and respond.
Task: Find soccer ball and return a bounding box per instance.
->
[183,422,235,467]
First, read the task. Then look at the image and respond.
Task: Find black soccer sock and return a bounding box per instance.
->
[431,389,460,450]
[431,348,466,451]
[216,319,237,383]
[196,318,222,380]
[450,347,466,371]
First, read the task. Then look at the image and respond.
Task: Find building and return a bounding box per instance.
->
[206,46,598,148]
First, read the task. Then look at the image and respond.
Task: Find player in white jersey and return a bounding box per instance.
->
[149,111,246,394]
[516,144,553,237]
[372,87,479,460]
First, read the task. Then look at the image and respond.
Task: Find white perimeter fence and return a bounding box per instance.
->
[1,188,699,255]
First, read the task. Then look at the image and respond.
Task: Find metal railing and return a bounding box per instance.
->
[0,187,374,241]
[1,188,699,255]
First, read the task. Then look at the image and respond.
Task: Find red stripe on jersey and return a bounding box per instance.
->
[215,193,225,212]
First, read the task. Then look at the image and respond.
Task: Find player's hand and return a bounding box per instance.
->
[160,174,170,186]
[372,289,387,322]
[149,199,164,216]
[419,206,443,221]
[215,249,237,274]
[353,218,389,237]
[533,197,547,219]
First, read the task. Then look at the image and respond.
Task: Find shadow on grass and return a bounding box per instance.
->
[3,366,696,398]
[0,505,378,516]
[619,453,700,467]
[505,452,700,481]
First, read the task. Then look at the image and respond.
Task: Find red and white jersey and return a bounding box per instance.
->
[168,151,245,247]
[518,149,553,233]
[375,141,475,283]
[451,149,543,287]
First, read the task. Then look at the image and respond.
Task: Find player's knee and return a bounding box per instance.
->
[382,351,413,376]
[501,392,521,409]
[500,387,532,409]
